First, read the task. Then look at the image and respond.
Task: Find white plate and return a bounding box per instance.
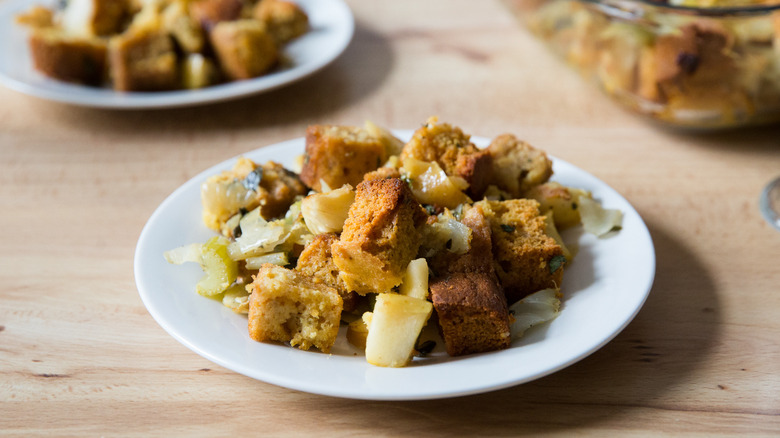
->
[134,132,656,400]
[0,0,353,109]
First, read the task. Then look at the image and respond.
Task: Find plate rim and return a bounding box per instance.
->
[134,132,656,400]
[0,0,354,109]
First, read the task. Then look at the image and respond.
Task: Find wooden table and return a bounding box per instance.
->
[2,0,779,435]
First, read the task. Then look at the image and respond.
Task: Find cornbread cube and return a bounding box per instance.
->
[162,1,206,54]
[209,20,278,80]
[300,125,388,192]
[190,0,244,31]
[247,264,343,353]
[400,117,492,196]
[429,206,511,356]
[201,158,307,234]
[484,134,553,198]
[27,29,107,85]
[109,27,179,91]
[331,178,428,295]
[294,233,358,312]
[362,166,401,182]
[477,199,564,304]
[61,0,127,37]
[254,0,309,45]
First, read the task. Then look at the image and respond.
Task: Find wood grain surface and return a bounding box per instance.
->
[1,0,779,436]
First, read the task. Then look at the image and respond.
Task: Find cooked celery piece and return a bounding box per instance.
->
[419,209,472,257]
[222,283,250,314]
[197,236,238,297]
[365,293,433,367]
[163,243,203,265]
[245,252,289,270]
[579,197,623,237]
[399,258,429,300]
[301,184,355,234]
[401,158,471,209]
[509,288,561,339]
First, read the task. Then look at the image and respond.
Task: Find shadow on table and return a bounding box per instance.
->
[30,20,393,135]
[298,220,722,434]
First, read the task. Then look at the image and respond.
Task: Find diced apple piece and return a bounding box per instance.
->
[365,293,432,367]
[401,158,470,209]
[399,258,429,300]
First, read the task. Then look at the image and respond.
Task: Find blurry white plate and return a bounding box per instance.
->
[0,0,353,109]
[134,132,655,400]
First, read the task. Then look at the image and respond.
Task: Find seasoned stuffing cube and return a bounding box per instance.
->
[294,233,358,312]
[362,166,401,182]
[400,117,491,197]
[429,205,511,356]
[189,0,244,31]
[331,178,428,295]
[109,27,179,91]
[254,0,309,45]
[27,29,107,85]
[484,134,553,199]
[162,1,205,54]
[201,158,308,234]
[300,125,388,192]
[247,264,343,353]
[61,0,127,37]
[210,20,278,80]
[477,199,564,304]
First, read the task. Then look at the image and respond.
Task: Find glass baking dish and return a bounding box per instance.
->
[504,0,780,128]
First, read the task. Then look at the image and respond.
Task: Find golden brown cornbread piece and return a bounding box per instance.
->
[400,117,492,196]
[254,0,309,44]
[162,1,206,54]
[484,134,553,198]
[210,19,278,80]
[189,0,244,30]
[294,233,358,312]
[247,264,343,353]
[478,199,564,304]
[61,0,128,37]
[201,158,307,234]
[429,206,511,356]
[331,178,428,295]
[109,27,179,91]
[300,125,388,192]
[362,166,401,182]
[27,29,107,85]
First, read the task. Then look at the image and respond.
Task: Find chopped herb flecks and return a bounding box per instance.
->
[501,224,516,233]
[242,168,263,191]
[549,255,567,274]
[415,340,436,356]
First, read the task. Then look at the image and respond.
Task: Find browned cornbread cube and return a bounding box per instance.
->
[27,29,107,85]
[247,264,343,353]
[300,125,388,192]
[294,233,358,312]
[189,0,244,31]
[109,27,179,91]
[201,158,307,234]
[331,178,428,295]
[431,273,511,356]
[429,206,511,356]
[209,20,278,81]
[484,134,553,198]
[362,166,401,182]
[400,117,492,196]
[61,0,128,37]
[478,199,564,304]
[254,0,309,45]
